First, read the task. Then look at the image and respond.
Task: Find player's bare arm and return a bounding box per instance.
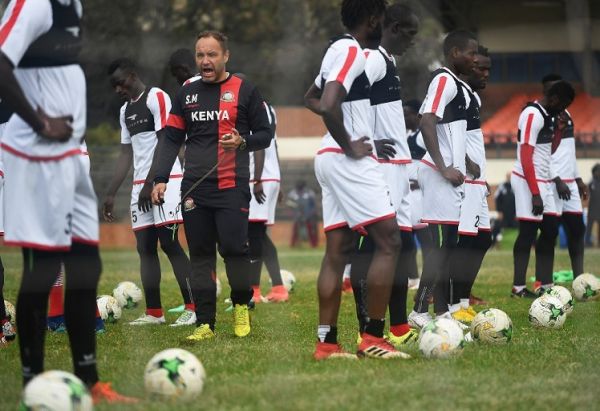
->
[103,143,134,222]
[138,130,167,213]
[421,112,464,186]
[553,176,571,201]
[0,53,72,141]
[304,84,323,115]
[465,154,481,180]
[320,81,371,159]
[253,149,267,204]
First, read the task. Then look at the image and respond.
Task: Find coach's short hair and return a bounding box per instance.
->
[384,3,417,28]
[443,29,477,56]
[341,0,387,31]
[542,73,562,85]
[547,80,575,103]
[107,58,136,76]
[197,30,229,52]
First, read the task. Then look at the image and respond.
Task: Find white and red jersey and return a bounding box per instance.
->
[419,67,471,174]
[315,34,372,152]
[465,90,486,181]
[551,110,579,181]
[120,87,182,184]
[250,103,280,182]
[365,46,410,163]
[0,0,86,159]
[513,102,554,194]
[183,74,201,86]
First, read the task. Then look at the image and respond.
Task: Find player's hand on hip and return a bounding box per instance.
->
[152,183,167,205]
[532,194,544,216]
[138,183,153,213]
[220,128,241,151]
[555,179,571,201]
[102,196,115,222]
[253,181,266,204]
[346,136,372,159]
[37,107,73,142]
[374,139,396,160]
[441,166,465,187]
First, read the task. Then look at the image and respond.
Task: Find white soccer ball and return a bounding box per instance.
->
[20,370,93,411]
[280,270,296,292]
[470,308,513,344]
[4,300,15,323]
[418,318,465,358]
[96,295,122,323]
[543,285,574,314]
[572,273,600,302]
[216,277,222,297]
[529,296,566,329]
[145,348,206,401]
[113,281,143,309]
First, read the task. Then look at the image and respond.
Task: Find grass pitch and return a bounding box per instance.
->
[1,247,599,410]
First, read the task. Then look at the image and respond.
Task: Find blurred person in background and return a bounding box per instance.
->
[585,164,600,247]
[287,180,318,248]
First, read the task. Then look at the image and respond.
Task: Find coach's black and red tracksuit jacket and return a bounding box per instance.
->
[155,74,273,204]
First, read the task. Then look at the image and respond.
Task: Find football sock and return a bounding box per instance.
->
[364,318,385,338]
[145,308,163,317]
[248,222,267,288]
[157,226,194,306]
[465,231,493,297]
[390,323,410,337]
[535,216,559,285]
[449,234,474,304]
[47,271,64,318]
[134,228,162,310]
[317,325,337,344]
[389,231,412,326]
[431,224,458,314]
[263,234,283,286]
[561,213,585,277]
[350,235,373,333]
[513,220,539,287]
[17,248,62,385]
[0,257,5,320]
[63,242,101,387]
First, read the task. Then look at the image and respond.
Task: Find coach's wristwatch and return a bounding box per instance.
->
[238,136,247,151]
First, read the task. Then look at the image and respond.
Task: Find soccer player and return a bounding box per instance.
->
[0,0,135,402]
[511,80,575,297]
[448,46,494,322]
[349,3,420,348]
[407,30,479,329]
[151,31,273,341]
[545,74,587,279]
[248,101,289,303]
[104,58,195,326]
[304,0,409,360]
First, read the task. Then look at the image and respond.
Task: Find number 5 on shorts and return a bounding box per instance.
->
[131,210,137,223]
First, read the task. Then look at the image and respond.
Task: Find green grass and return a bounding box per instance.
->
[1,247,600,410]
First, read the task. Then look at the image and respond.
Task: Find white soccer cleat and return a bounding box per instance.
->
[407,278,420,290]
[408,311,433,329]
[170,310,197,327]
[128,314,166,325]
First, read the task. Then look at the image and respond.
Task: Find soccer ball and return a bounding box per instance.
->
[216,277,222,297]
[470,308,513,344]
[96,295,122,323]
[280,270,296,292]
[529,296,566,329]
[418,318,465,358]
[544,286,574,314]
[20,370,93,411]
[113,281,143,309]
[572,273,600,302]
[3,300,15,322]
[145,348,206,401]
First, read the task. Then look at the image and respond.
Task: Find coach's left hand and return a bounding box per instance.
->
[138,183,153,213]
[220,128,242,151]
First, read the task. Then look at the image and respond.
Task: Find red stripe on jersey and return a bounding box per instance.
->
[430,76,448,114]
[156,92,167,129]
[167,114,185,130]
[217,76,242,190]
[335,46,358,85]
[523,113,534,145]
[0,0,26,46]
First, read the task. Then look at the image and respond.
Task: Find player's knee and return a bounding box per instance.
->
[376,227,402,254]
[136,240,158,257]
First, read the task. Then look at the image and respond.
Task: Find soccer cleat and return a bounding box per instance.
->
[511,287,537,298]
[466,306,478,317]
[408,311,433,329]
[533,280,542,293]
[128,314,166,325]
[186,324,216,341]
[469,293,487,306]
[357,334,411,359]
[437,312,469,330]
[1,319,16,341]
[464,332,474,343]
[265,285,289,302]
[91,382,139,405]
[387,328,419,347]
[342,277,353,294]
[167,304,185,314]
[0,335,7,347]
[313,342,357,360]
[407,278,420,290]
[452,308,475,324]
[95,317,106,334]
[47,315,66,333]
[170,310,197,327]
[233,304,251,337]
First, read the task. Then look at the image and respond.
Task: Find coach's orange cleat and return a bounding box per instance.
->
[314,342,357,360]
[91,382,139,405]
[266,285,289,302]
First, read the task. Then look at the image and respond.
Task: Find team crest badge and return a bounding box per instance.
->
[183,197,196,212]
[221,91,235,103]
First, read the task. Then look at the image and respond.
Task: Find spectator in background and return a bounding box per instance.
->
[585,164,600,246]
[493,172,517,242]
[287,180,318,247]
